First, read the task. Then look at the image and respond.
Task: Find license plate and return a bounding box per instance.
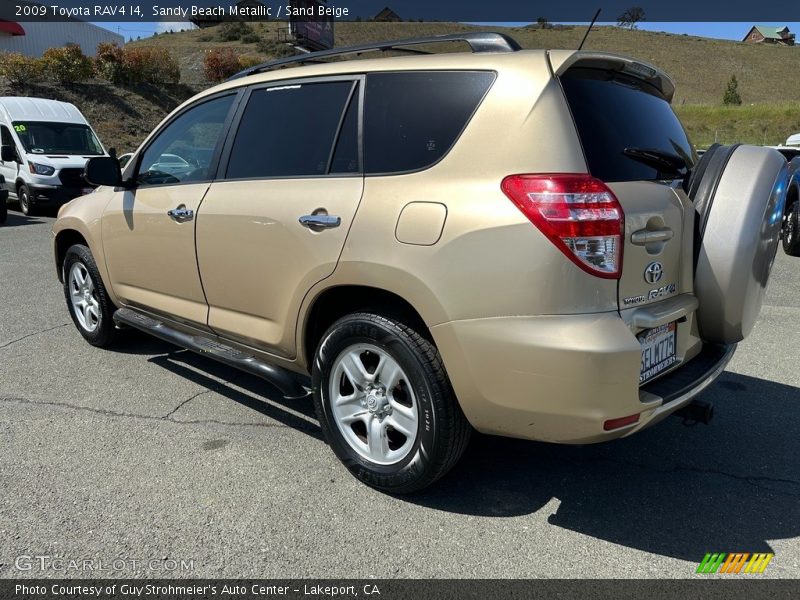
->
[638,322,677,384]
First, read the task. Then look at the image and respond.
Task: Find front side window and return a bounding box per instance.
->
[225,81,356,180]
[12,121,103,156]
[137,94,235,187]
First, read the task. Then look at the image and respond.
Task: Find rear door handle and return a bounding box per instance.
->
[299,214,341,229]
[631,228,673,245]
[167,207,194,221]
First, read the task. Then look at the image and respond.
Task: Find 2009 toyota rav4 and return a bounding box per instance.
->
[53,33,788,493]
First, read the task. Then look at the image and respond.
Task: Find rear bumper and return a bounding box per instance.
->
[431,313,735,444]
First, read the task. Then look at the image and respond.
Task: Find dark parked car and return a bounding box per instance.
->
[0,174,8,224]
[782,156,800,256]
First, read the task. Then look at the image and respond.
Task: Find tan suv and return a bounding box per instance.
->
[53,33,789,493]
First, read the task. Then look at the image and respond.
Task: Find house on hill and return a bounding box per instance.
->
[374,7,402,22]
[742,25,795,46]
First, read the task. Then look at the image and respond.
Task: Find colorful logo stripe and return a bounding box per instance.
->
[697,553,774,574]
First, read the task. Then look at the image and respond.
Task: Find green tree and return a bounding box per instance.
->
[41,45,93,83]
[723,75,742,105]
[0,52,44,85]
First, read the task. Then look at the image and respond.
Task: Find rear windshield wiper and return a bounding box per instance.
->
[623,147,688,177]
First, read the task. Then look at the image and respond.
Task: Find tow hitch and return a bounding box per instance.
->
[672,400,714,426]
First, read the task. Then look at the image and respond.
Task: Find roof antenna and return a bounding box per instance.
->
[578,8,602,51]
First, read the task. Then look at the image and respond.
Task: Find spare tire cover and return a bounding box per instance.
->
[693,145,788,344]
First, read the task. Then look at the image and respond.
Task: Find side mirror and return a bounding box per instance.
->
[84,156,122,187]
[1,145,18,162]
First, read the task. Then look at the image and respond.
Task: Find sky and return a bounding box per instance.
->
[93,21,800,42]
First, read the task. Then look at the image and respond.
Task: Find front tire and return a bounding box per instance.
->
[783,201,800,256]
[312,312,471,494]
[63,244,118,347]
[18,184,34,216]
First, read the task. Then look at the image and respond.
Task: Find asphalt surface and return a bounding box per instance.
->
[1,208,799,579]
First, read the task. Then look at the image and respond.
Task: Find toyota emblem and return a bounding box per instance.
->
[644,261,664,284]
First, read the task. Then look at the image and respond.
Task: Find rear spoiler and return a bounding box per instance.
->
[547,50,676,103]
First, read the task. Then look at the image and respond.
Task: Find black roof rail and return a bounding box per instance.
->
[228,32,522,81]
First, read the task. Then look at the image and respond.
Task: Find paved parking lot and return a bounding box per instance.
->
[1,208,799,579]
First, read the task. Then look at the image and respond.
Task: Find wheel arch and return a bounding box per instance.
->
[54,229,90,282]
[302,285,432,369]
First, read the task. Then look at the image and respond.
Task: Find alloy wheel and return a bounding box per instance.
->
[68,261,101,332]
[329,343,419,465]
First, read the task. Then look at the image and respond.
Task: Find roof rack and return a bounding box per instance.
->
[228,32,522,81]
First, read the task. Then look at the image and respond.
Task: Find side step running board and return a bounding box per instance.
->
[113,307,310,400]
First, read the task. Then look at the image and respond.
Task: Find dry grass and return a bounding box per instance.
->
[130,22,800,104]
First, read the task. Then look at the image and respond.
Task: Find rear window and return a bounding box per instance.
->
[364,71,495,175]
[560,68,695,182]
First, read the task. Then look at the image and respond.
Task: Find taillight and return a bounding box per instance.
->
[501,174,624,279]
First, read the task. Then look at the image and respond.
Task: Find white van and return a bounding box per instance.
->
[0,97,107,215]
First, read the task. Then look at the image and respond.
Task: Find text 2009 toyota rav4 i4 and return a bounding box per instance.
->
[53,34,788,493]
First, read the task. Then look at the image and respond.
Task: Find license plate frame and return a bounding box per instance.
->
[638,321,677,384]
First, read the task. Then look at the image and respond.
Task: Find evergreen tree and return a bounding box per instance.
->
[723,75,742,105]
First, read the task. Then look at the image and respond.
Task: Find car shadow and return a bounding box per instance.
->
[116,334,800,562]
[2,210,48,226]
[118,333,321,439]
[405,371,800,562]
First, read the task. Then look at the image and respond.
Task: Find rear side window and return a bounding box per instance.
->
[560,68,695,182]
[364,71,495,174]
[329,91,359,174]
[226,81,355,179]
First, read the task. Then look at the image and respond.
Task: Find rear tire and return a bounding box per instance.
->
[312,312,471,494]
[18,184,34,216]
[783,201,800,256]
[63,244,118,347]
[0,195,6,224]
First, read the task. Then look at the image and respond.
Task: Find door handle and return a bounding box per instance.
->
[167,207,194,221]
[631,228,673,245]
[299,214,341,229]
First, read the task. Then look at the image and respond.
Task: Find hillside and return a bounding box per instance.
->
[0,80,198,155]
[3,22,797,154]
[130,22,800,105]
[675,103,800,147]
